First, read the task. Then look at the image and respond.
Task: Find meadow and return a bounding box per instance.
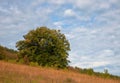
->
[0,61,120,83]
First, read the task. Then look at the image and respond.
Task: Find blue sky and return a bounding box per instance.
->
[0,0,120,76]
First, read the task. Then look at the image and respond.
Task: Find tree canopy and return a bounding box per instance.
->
[16,27,70,68]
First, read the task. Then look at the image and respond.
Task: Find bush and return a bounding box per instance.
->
[0,53,5,60]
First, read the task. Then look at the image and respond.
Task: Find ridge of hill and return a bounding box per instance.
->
[0,61,120,83]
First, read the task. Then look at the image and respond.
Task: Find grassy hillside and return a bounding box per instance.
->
[0,45,120,83]
[0,61,120,83]
[0,45,17,60]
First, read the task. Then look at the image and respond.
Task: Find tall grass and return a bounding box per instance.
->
[0,61,120,83]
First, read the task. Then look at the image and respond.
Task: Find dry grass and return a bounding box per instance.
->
[0,61,120,83]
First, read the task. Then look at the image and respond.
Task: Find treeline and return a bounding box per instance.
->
[68,66,120,80]
[0,45,17,60]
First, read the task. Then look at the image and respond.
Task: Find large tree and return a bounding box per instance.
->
[16,27,70,68]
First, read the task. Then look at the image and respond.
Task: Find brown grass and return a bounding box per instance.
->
[0,61,120,83]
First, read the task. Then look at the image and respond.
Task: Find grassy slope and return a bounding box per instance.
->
[0,45,17,60]
[0,61,120,83]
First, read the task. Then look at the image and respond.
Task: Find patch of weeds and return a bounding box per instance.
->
[30,62,39,67]
[64,78,76,83]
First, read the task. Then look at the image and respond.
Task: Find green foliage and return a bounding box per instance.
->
[16,27,70,68]
[0,45,5,60]
[74,67,94,75]
[30,62,39,67]
[104,69,108,74]
[68,66,120,80]
[0,52,5,60]
[83,68,94,75]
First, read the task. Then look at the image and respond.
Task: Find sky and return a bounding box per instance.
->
[0,0,120,76]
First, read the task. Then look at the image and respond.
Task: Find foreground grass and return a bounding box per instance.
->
[0,61,120,83]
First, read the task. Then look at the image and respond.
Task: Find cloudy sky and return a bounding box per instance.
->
[0,0,120,76]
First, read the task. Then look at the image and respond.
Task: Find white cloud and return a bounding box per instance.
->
[53,21,63,26]
[64,8,91,21]
[98,2,110,9]
[49,0,66,5]
[31,0,45,6]
[101,49,114,56]
[32,0,66,7]
[65,33,75,40]
[71,0,94,9]
[9,6,22,15]
[64,9,76,17]
[73,27,89,33]
[53,21,63,29]
[67,24,120,73]
[0,7,10,13]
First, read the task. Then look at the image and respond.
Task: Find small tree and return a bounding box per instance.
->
[16,27,70,68]
[104,69,108,74]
